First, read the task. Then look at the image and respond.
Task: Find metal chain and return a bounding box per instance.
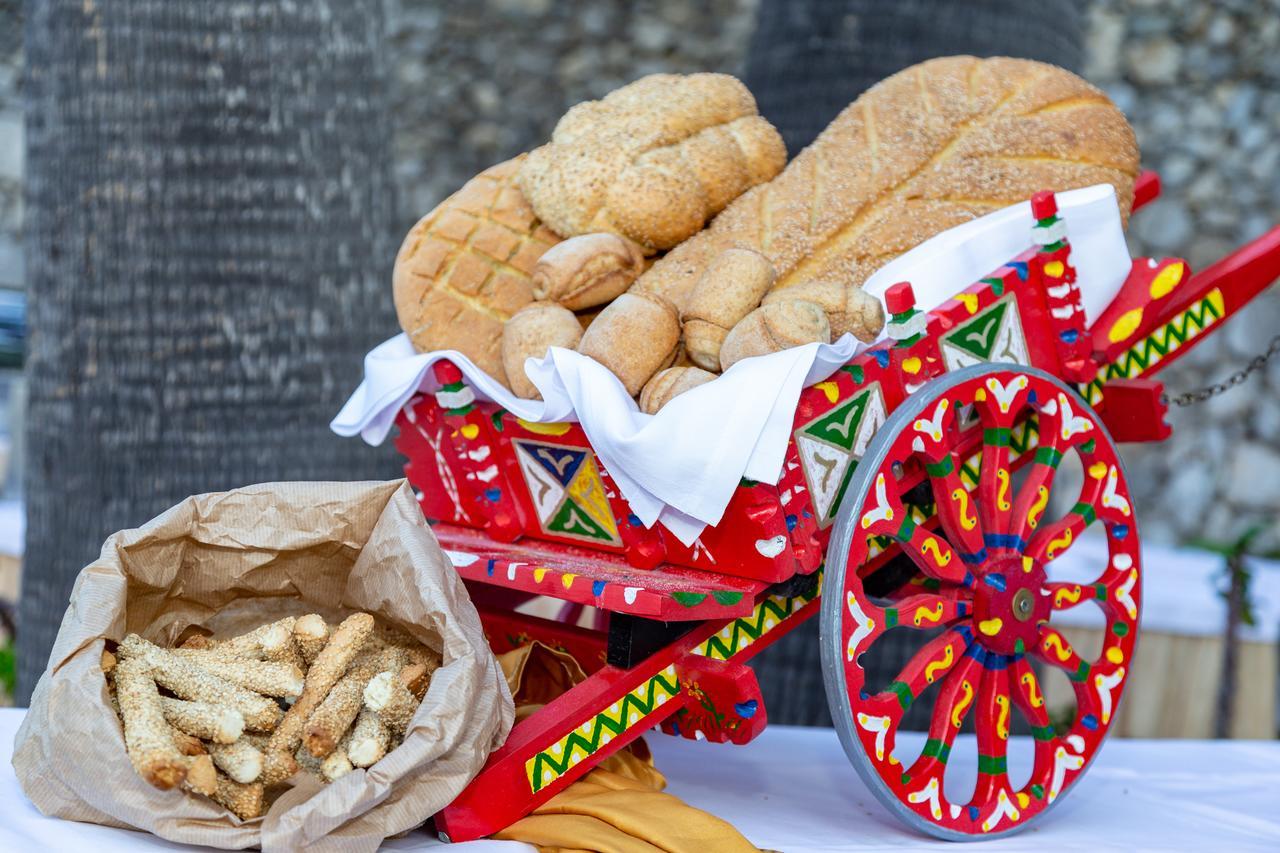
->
[1162,334,1280,407]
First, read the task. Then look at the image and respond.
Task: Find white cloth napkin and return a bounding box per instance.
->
[332,184,1132,544]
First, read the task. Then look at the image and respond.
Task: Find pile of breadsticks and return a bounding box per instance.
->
[103,612,440,820]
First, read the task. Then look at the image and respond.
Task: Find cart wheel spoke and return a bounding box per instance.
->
[882,592,973,630]
[896,525,974,587]
[1007,422,1066,545]
[1044,581,1101,612]
[824,364,1140,839]
[971,665,1016,826]
[1008,657,1057,793]
[901,653,984,806]
[870,627,973,719]
[1033,624,1090,679]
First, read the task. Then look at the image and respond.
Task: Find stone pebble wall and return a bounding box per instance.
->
[1,0,1277,548]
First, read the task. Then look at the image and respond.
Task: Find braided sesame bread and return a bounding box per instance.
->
[393,156,561,387]
[518,73,787,251]
[632,56,1141,311]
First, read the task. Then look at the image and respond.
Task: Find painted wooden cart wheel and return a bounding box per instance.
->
[820,363,1141,840]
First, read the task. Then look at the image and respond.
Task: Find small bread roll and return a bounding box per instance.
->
[578,292,681,395]
[501,302,584,399]
[532,233,645,311]
[639,366,717,414]
[682,248,775,371]
[720,301,831,370]
[764,280,885,342]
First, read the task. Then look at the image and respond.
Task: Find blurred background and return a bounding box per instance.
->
[0,1,1276,738]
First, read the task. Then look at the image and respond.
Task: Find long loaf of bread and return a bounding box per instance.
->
[632,56,1141,311]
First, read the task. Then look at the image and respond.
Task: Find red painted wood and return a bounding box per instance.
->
[662,657,767,745]
[1133,225,1280,379]
[1091,257,1190,361]
[435,659,685,842]
[435,522,764,621]
[1131,170,1161,211]
[1095,379,1172,443]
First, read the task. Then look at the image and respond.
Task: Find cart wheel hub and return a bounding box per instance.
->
[971,557,1049,655]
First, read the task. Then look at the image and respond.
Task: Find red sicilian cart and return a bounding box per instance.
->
[397,175,1280,841]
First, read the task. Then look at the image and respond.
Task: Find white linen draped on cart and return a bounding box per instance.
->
[332,184,1132,544]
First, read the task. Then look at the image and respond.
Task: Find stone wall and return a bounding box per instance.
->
[1,0,1277,548]
[1084,0,1280,550]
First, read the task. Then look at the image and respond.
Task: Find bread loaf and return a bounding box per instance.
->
[578,292,681,395]
[532,233,645,310]
[639,366,718,414]
[632,56,1140,311]
[501,302,584,399]
[393,156,561,387]
[720,301,831,370]
[519,73,787,251]
[763,280,885,342]
[682,248,776,372]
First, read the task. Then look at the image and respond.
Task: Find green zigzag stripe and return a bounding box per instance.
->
[1081,288,1225,403]
[527,668,680,793]
[694,579,821,661]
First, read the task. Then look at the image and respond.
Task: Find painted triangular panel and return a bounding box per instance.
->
[515,442,566,524]
[566,456,620,542]
[990,299,1030,365]
[946,300,1007,360]
[547,498,614,543]
[527,443,587,487]
[802,392,868,452]
[796,434,854,523]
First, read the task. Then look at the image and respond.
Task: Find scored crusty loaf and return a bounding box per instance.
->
[519,73,787,251]
[393,156,562,387]
[632,56,1141,311]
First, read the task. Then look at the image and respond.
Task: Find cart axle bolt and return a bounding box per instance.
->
[1012,588,1035,621]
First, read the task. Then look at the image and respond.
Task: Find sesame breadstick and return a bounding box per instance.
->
[397,662,430,700]
[260,621,307,672]
[119,634,282,731]
[320,731,354,782]
[261,612,374,783]
[212,774,264,821]
[170,725,207,756]
[303,647,404,758]
[347,708,390,768]
[362,670,419,737]
[114,658,188,790]
[181,753,218,797]
[160,696,245,744]
[293,614,330,667]
[173,657,304,700]
[209,739,264,784]
[220,616,296,658]
[293,743,326,782]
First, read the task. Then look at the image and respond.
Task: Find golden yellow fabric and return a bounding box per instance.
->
[491,643,761,853]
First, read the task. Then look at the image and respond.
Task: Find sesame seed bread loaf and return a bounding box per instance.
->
[393,156,562,387]
[632,56,1141,312]
[519,73,787,251]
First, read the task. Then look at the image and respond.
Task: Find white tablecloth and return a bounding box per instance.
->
[4,708,1278,851]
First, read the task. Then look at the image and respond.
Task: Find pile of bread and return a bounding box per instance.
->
[103,612,439,820]
[393,56,1139,412]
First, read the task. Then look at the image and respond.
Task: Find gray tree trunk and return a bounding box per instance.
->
[745,0,1085,727]
[19,0,400,701]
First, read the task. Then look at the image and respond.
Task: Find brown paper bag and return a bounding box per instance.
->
[13,479,514,852]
